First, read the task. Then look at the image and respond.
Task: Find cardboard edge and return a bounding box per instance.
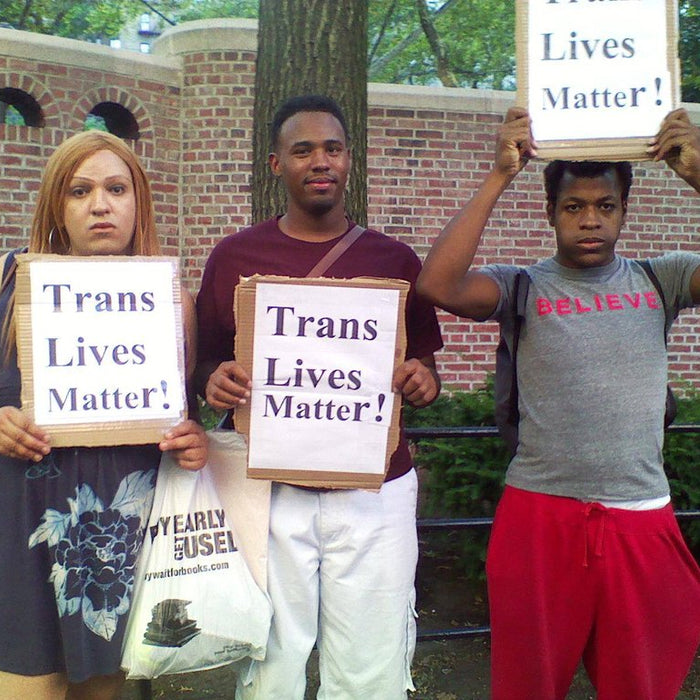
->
[534,137,652,162]
[46,418,185,447]
[233,277,252,435]
[234,275,410,489]
[248,468,384,492]
[515,0,529,114]
[15,255,187,447]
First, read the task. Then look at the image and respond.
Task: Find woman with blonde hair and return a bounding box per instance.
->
[0,130,206,699]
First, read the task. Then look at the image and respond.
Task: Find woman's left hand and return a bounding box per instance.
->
[159,419,208,471]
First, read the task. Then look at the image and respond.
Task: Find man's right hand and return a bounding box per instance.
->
[495,107,538,178]
[0,406,51,462]
[204,360,252,411]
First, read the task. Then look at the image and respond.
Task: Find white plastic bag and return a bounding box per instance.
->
[121,433,272,679]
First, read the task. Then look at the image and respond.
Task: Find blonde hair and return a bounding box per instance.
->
[29,130,160,255]
[3,132,161,356]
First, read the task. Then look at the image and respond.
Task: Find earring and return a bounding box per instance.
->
[48,227,68,253]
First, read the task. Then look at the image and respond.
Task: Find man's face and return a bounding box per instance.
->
[269,111,351,217]
[547,170,627,269]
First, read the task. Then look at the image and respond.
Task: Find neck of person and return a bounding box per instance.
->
[278,204,349,243]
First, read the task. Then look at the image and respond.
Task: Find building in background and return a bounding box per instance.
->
[114,12,165,53]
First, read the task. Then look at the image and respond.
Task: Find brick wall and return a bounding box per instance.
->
[1,19,699,391]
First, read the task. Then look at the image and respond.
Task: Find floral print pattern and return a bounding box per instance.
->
[28,469,156,641]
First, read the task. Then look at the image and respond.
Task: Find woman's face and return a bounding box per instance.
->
[62,149,137,257]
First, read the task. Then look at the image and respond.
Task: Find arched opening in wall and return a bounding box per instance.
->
[86,102,139,139]
[0,88,44,126]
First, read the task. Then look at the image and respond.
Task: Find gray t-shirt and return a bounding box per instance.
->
[483,253,700,501]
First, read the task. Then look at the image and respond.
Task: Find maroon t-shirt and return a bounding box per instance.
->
[197,218,443,481]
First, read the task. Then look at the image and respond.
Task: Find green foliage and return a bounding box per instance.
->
[0,0,142,41]
[3,104,24,125]
[175,0,258,22]
[404,378,508,581]
[405,377,508,518]
[664,386,700,554]
[198,398,224,430]
[83,114,109,132]
[679,0,700,102]
[405,381,700,580]
[369,0,515,90]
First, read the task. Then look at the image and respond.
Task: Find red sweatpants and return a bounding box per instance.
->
[486,486,700,700]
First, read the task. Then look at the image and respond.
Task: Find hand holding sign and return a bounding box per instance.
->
[204,360,252,410]
[649,108,700,189]
[0,405,50,462]
[496,107,539,177]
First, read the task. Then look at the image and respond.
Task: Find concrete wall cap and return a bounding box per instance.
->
[0,27,179,82]
[368,82,514,114]
[153,18,258,56]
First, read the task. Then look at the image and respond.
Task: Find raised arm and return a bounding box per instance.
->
[649,108,700,193]
[417,107,537,320]
[648,109,700,303]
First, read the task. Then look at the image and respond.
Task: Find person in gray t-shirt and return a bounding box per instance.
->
[417,107,700,700]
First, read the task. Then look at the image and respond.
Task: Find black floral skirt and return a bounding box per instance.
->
[0,444,159,682]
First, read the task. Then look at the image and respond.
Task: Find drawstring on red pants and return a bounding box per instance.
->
[582,502,608,567]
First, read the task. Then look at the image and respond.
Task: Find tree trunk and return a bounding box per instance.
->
[252,0,368,225]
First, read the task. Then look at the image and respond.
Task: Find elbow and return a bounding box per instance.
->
[415,270,443,307]
[415,273,429,300]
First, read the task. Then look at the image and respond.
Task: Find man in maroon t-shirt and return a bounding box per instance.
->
[196,95,442,700]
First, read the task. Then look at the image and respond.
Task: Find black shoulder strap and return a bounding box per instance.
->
[638,259,675,343]
[306,225,365,278]
[0,247,24,297]
[638,259,678,426]
[507,269,530,424]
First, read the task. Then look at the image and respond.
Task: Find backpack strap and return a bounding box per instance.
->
[638,259,678,427]
[0,248,24,298]
[638,259,677,340]
[507,269,530,425]
[306,225,365,278]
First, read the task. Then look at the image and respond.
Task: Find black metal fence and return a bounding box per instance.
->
[409,422,700,642]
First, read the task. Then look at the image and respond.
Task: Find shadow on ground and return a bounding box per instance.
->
[122,562,700,700]
[122,531,700,699]
[122,639,700,700]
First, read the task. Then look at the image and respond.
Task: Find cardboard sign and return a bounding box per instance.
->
[15,255,186,447]
[516,0,680,160]
[234,276,409,490]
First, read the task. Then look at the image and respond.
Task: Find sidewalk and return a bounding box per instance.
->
[122,640,699,699]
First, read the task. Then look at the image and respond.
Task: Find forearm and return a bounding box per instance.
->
[673,153,700,193]
[683,167,700,194]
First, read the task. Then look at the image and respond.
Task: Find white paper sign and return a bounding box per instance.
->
[247,283,400,475]
[26,258,184,426]
[524,0,675,141]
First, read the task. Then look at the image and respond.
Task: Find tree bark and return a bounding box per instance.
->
[252,0,368,225]
[414,0,458,87]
